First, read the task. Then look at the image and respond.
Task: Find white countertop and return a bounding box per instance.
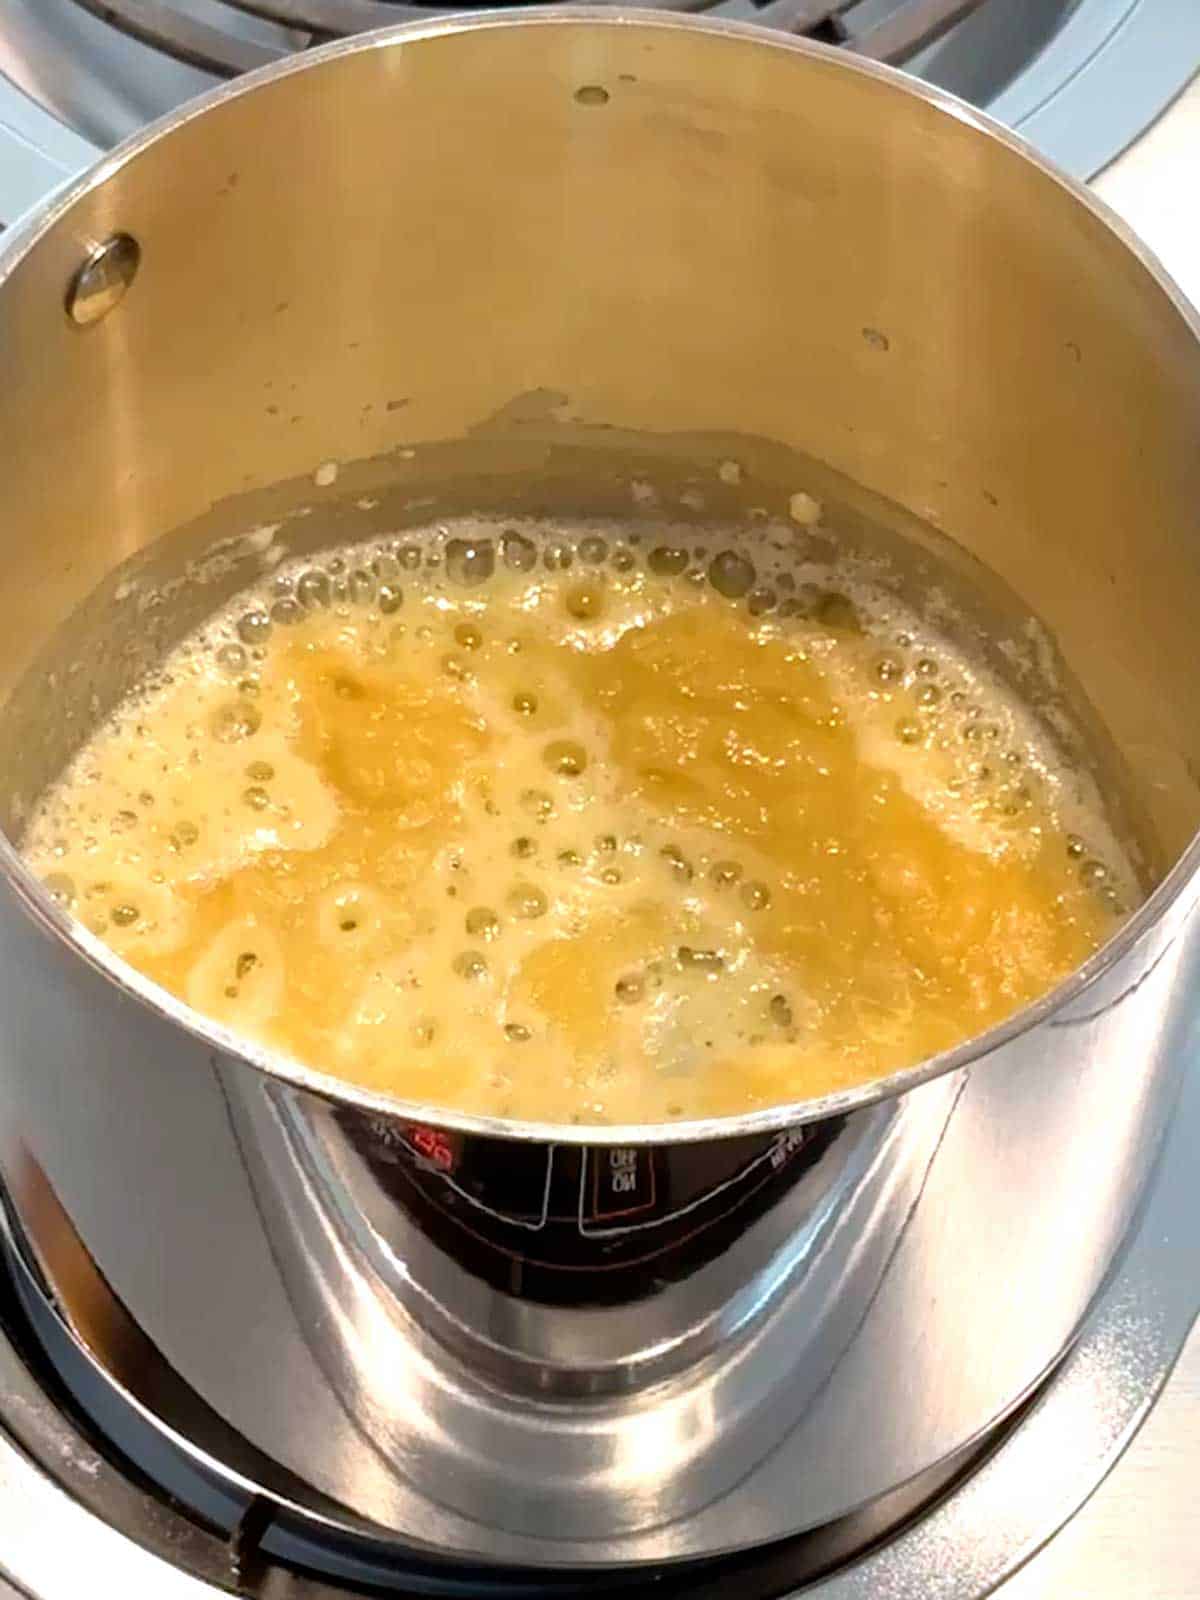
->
[1094,71,1200,308]
[995,73,1200,1600]
[998,1330,1200,1598]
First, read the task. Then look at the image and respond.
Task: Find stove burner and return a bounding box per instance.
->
[65,0,991,77]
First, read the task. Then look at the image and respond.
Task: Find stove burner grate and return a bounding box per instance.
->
[64,0,991,77]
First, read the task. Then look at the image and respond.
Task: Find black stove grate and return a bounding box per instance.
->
[64,0,991,77]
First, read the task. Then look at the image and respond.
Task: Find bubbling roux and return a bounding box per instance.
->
[23,521,1138,1123]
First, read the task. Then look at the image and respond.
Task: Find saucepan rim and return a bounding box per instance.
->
[2,8,1197,1145]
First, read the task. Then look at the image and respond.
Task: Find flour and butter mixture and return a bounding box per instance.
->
[22,519,1138,1122]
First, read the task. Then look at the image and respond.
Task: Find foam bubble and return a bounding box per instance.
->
[708,550,756,599]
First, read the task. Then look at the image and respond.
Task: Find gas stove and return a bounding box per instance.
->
[0,5,1197,1597]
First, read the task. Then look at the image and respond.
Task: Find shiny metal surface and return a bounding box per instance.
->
[992,64,1200,1600]
[0,1019,1195,1597]
[62,230,140,325]
[219,1076,922,1538]
[0,10,1198,1566]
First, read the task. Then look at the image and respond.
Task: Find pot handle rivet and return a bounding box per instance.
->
[65,234,141,328]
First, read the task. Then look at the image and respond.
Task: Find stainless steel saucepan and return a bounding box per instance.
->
[0,10,1196,1570]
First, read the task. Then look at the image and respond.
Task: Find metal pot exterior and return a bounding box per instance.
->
[1,877,1194,1560]
[0,13,1197,1565]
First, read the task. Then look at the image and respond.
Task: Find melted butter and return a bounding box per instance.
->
[23,529,1135,1123]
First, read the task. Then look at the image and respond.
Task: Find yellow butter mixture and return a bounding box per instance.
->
[22,523,1135,1122]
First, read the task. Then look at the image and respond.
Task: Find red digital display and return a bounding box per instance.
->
[405,1124,458,1172]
